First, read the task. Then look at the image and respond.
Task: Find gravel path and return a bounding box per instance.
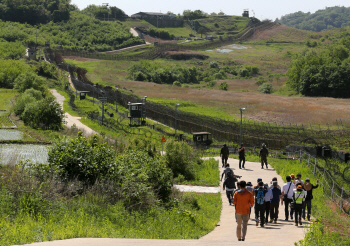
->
[16,157,306,246]
[50,89,97,137]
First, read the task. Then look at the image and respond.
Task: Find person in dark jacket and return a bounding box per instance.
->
[220,143,230,167]
[223,173,238,205]
[238,144,246,169]
[259,143,269,169]
[302,178,319,221]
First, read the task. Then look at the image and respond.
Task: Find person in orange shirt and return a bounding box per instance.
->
[232,180,255,242]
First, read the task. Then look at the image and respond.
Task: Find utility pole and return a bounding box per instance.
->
[103,3,109,21]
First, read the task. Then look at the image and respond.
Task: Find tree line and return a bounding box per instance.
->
[277,6,350,32]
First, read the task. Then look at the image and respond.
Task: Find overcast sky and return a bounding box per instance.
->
[72,0,350,20]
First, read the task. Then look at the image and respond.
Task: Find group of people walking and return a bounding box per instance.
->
[221,158,319,242]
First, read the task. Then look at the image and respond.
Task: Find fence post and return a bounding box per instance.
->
[322,166,326,192]
[314,157,317,177]
[340,187,343,210]
[308,154,310,166]
[300,149,302,163]
[331,179,334,200]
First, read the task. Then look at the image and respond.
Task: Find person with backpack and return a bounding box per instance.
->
[238,144,246,169]
[259,143,269,169]
[254,181,267,227]
[302,178,319,221]
[268,181,282,223]
[281,176,295,221]
[293,184,307,226]
[220,143,230,167]
[233,180,254,241]
[223,170,238,205]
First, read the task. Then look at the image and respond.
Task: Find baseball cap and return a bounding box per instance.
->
[290,174,295,178]
[273,181,278,186]
[305,178,310,182]
[297,185,302,189]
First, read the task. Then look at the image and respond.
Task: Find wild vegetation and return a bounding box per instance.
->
[277,6,350,32]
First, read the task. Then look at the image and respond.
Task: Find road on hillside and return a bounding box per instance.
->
[17,157,306,246]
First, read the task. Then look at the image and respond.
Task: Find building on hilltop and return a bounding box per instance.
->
[131,12,170,19]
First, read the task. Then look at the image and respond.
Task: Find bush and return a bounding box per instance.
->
[258,82,273,94]
[49,134,117,185]
[173,81,181,87]
[207,80,216,88]
[0,41,26,59]
[22,96,64,130]
[219,81,228,91]
[239,68,250,77]
[13,89,43,117]
[244,65,260,75]
[255,76,267,85]
[164,140,197,180]
[14,72,47,96]
[0,59,32,88]
[210,61,219,68]
[35,62,58,80]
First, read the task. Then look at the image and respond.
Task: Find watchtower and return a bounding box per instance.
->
[242,9,249,18]
[128,97,147,125]
[28,48,37,60]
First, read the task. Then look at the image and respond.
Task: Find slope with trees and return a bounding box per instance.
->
[277,6,350,32]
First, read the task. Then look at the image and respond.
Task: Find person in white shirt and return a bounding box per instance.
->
[281,176,295,221]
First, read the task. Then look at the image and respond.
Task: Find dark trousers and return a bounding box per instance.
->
[226,190,234,204]
[270,202,279,221]
[294,205,303,224]
[261,156,268,168]
[265,201,270,221]
[284,199,293,220]
[255,203,265,225]
[302,200,312,220]
[239,157,245,168]
[222,156,228,167]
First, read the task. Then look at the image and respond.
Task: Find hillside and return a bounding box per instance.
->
[122,15,251,39]
[0,11,144,52]
[276,6,350,32]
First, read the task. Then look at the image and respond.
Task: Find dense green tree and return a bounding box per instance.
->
[82,4,126,19]
[0,59,32,88]
[0,0,72,25]
[182,9,208,20]
[277,6,350,32]
[14,72,47,96]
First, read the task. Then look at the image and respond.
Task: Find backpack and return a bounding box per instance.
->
[256,188,265,205]
[226,168,234,178]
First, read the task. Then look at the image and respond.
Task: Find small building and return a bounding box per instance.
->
[78,91,89,100]
[128,102,146,125]
[242,10,249,18]
[131,12,169,19]
[206,35,214,40]
[27,48,37,60]
[192,132,212,146]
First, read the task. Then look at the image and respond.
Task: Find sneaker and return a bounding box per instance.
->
[299,222,302,225]
[261,224,264,227]
[269,219,274,223]
[242,239,245,241]
[261,167,264,169]
[238,239,242,241]
[266,165,268,169]
[295,223,298,226]
[274,220,277,224]
[256,221,259,226]
[284,218,288,221]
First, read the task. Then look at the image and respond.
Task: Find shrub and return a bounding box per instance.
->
[14,72,47,96]
[258,82,273,94]
[164,140,197,180]
[207,80,216,88]
[255,76,267,85]
[239,68,250,77]
[244,65,260,75]
[22,96,64,130]
[49,134,117,185]
[219,81,228,91]
[0,59,32,88]
[210,61,219,68]
[173,81,181,87]
[35,62,58,79]
[13,89,43,117]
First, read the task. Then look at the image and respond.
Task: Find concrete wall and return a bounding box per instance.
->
[144,18,184,27]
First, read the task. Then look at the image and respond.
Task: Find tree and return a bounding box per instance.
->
[197,27,207,38]
[219,81,228,91]
[14,72,48,96]
[258,83,273,94]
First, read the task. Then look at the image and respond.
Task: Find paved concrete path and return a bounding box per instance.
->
[174,184,220,193]
[50,89,97,137]
[16,157,306,246]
